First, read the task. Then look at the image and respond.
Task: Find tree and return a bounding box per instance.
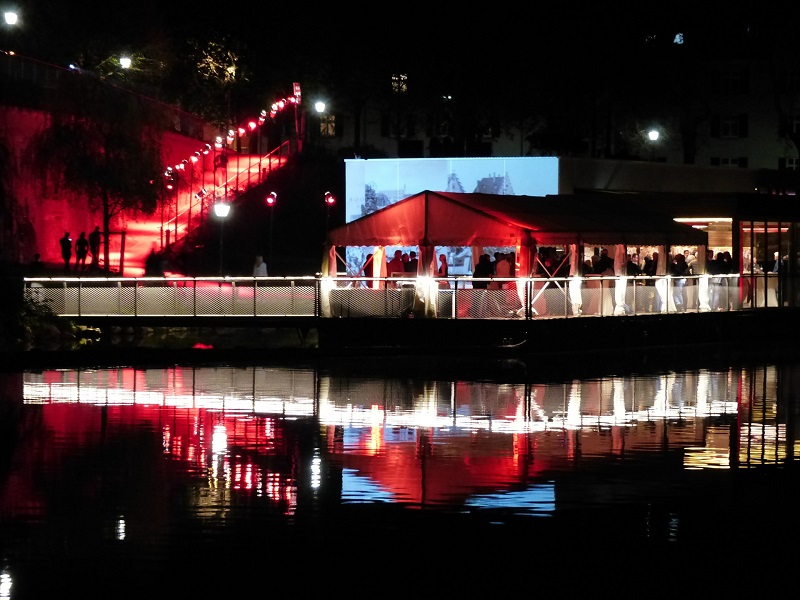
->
[177,37,248,131]
[25,71,171,271]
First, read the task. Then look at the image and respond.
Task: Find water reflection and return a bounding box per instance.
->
[1,361,799,595]
[12,365,796,506]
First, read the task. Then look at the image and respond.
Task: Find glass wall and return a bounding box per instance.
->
[740,221,797,307]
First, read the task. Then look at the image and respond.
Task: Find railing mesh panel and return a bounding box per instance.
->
[21,274,765,321]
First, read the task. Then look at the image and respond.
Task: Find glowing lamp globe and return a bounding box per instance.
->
[214,203,231,218]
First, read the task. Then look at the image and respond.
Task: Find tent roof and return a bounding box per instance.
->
[326,190,709,248]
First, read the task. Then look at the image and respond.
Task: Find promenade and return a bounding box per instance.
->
[12,272,796,370]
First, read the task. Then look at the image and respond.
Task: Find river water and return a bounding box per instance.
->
[1,355,798,597]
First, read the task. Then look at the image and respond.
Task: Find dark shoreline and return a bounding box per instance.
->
[2,309,797,381]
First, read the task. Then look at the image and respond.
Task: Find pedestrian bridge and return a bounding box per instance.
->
[23,272,785,322]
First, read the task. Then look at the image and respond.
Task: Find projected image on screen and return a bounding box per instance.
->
[342,157,560,276]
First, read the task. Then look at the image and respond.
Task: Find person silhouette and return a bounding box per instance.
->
[75,232,89,272]
[405,250,419,274]
[437,253,450,288]
[387,249,404,275]
[59,232,72,272]
[89,226,102,268]
[29,252,45,277]
[145,248,164,277]
[360,253,374,287]
[253,255,267,277]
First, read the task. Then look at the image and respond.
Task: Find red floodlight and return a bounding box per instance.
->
[324,192,336,206]
[266,191,277,206]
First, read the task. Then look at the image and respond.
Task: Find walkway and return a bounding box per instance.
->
[121,144,291,277]
[24,272,783,322]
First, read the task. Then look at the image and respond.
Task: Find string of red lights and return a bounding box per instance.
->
[163,91,301,188]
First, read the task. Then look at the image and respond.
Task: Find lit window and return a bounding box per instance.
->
[320,115,335,138]
[391,74,408,94]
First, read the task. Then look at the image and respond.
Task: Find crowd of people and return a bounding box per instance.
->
[466,245,741,316]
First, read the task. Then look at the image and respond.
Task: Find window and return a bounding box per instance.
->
[720,157,740,168]
[786,157,800,171]
[720,116,741,138]
[711,156,748,168]
[779,71,800,94]
[711,114,748,138]
[391,74,408,94]
[716,68,748,94]
[380,114,416,139]
[319,115,335,138]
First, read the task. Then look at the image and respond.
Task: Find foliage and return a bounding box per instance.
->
[25,72,172,268]
[0,291,98,352]
[176,37,250,129]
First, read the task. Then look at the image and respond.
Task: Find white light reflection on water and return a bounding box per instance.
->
[18,365,768,474]
[13,363,796,515]
[16,362,789,517]
[0,571,11,599]
[3,361,799,596]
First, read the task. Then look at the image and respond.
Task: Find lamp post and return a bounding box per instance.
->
[292,82,303,153]
[314,101,326,148]
[3,11,18,53]
[214,201,231,275]
[324,191,336,235]
[647,129,659,162]
[266,191,277,264]
[189,152,200,228]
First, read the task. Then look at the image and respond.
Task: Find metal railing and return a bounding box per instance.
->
[162,140,292,248]
[21,273,789,320]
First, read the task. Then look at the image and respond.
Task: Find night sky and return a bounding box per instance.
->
[8,4,780,87]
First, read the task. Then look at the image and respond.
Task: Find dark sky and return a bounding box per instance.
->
[10,3,793,111]
[13,3,765,69]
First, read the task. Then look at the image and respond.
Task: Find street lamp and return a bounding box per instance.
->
[324,191,336,234]
[3,11,18,53]
[266,191,277,264]
[214,201,231,275]
[647,129,659,162]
